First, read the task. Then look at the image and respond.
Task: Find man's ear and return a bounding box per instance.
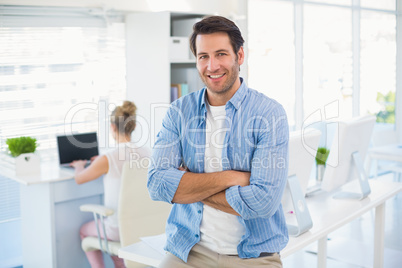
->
[237,46,245,65]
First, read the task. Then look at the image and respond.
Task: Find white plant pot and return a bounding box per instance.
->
[14,153,41,176]
[316,164,325,182]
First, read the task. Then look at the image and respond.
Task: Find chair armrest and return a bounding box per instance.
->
[80,204,115,217]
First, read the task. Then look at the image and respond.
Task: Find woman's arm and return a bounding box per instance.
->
[70,155,109,184]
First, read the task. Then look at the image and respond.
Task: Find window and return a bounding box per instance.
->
[248,0,399,130]
[0,6,126,267]
[361,0,396,10]
[303,4,353,120]
[248,0,295,127]
[360,11,396,126]
[0,8,126,155]
[308,0,351,5]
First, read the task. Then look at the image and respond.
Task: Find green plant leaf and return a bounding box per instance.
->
[6,136,38,157]
[316,147,330,166]
[375,91,395,124]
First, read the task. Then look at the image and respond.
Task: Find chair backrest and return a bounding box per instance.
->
[118,162,171,248]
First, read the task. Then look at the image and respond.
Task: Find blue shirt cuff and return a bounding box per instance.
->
[225,185,242,216]
[161,168,186,203]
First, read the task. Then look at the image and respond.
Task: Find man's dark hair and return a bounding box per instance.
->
[190,16,245,57]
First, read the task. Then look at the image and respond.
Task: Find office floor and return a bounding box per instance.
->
[283,173,402,268]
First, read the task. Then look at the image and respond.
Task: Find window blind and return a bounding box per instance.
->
[0,175,20,223]
[0,17,126,154]
[0,5,123,28]
[0,6,126,238]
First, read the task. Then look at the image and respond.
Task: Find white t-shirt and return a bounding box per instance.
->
[103,142,151,241]
[198,101,246,255]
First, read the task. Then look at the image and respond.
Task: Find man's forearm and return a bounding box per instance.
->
[202,191,240,216]
[172,170,249,204]
[172,171,232,204]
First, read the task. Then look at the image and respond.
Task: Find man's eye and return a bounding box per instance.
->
[218,53,226,56]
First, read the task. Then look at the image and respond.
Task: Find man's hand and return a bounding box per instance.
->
[200,171,250,216]
[228,170,250,187]
[178,166,189,172]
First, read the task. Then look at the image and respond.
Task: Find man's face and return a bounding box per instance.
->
[195,32,244,103]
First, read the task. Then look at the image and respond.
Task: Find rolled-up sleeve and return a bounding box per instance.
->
[226,105,289,220]
[147,105,186,203]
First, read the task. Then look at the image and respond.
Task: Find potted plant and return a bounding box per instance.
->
[5,136,40,175]
[315,147,330,182]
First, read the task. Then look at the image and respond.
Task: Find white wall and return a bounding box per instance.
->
[0,0,242,16]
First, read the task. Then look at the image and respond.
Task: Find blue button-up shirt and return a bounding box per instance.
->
[147,78,289,262]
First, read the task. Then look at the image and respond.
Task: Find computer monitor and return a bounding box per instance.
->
[282,128,321,236]
[321,115,376,199]
[288,128,322,194]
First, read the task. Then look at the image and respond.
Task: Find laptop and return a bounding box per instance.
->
[57,132,99,167]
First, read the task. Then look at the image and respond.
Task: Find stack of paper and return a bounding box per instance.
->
[140,233,167,256]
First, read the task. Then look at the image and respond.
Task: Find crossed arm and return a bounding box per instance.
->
[148,103,288,218]
[172,169,250,216]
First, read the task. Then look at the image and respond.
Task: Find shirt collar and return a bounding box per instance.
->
[227,77,248,110]
[200,77,248,115]
[200,88,207,120]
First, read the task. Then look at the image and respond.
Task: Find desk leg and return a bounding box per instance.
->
[317,236,327,268]
[374,203,385,268]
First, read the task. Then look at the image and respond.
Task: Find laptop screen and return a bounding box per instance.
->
[57,132,99,164]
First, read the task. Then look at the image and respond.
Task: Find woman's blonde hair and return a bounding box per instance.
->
[110,100,137,135]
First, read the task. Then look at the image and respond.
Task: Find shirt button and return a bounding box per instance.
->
[198,210,201,214]
[195,234,199,238]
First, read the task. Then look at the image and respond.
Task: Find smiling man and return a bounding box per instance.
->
[195,31,243,106]
[148,16,289,268]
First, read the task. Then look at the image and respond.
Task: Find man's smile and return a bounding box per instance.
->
[208,73,226,79]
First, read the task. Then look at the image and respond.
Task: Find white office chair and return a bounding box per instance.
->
[80,162,171,267]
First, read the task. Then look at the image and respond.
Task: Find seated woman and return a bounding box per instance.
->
[71,100,150,268]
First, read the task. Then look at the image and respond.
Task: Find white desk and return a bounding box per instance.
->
[118,180,402,268]
[368,144,402,179]
[369,144,402,162]
[0,156,104,268]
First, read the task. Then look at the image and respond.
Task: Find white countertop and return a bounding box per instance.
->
[0,146,119,185]
[0,152,75,185]
[369,143,402,156]
[368,144,402,162]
